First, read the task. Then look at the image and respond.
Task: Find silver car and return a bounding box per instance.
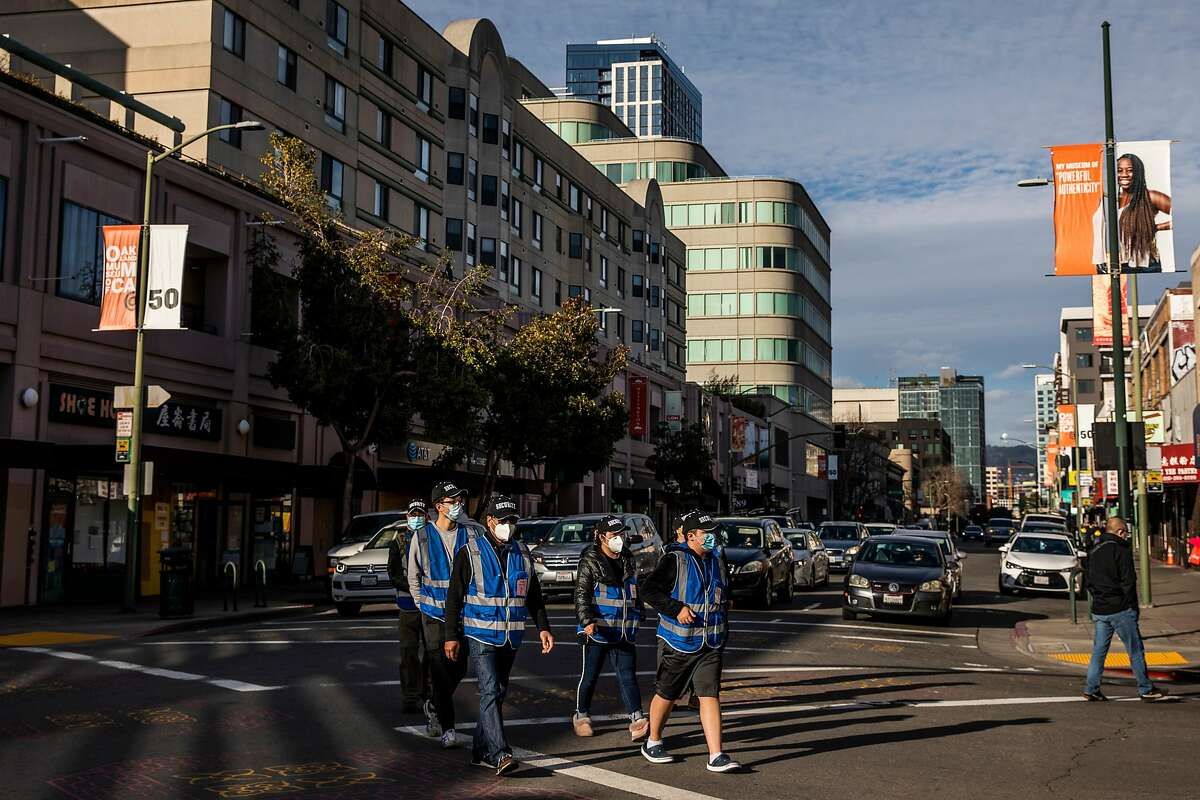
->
[532,513,663,596]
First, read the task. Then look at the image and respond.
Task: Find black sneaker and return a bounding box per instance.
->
[707,752,742,773]
[1139,688,1169,702]
[1083,691,1108,702]
[496,754,518,775]
[471,756,498,770]
[641,742,674,764]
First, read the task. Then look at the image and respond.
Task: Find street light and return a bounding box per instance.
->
[1016,177,1052,188]
[123,119,265,612]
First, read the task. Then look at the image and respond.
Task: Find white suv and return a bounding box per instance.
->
[325,511,406,583]
[998,532,1085,595]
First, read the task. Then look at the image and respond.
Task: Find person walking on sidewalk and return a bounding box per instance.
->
[387,499,431,713]
[1083,516,1168,702]
[640,510,741,773]
[572,514,649,741]
[407,481,472,746]
[444,494,554,776]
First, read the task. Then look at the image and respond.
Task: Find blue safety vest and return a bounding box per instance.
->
[578,575,641,644]
[462,529,533,648]
[655,547,728,653]
[416,523,469,621]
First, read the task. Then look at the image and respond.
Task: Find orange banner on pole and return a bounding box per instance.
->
[98,225,140,331]
[1092,273,1129,348]
[1050,143,1104,276]
[1057,404,1076,448]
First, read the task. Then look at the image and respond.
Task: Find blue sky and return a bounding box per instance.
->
[409,0,1200,445]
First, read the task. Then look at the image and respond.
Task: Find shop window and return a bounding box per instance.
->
[182,245,225,335]
[57,200,127,305]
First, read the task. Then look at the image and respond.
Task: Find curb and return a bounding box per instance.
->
[1010,620,1197,683]
[139,603,317,638]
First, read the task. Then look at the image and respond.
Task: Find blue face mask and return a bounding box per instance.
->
[700,533,717,552]
[408,517,424,531]
[447,502,463,521]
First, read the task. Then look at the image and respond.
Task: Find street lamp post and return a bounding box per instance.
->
[123,120,264,612]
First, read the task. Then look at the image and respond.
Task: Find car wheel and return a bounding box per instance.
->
[335,602,361,617]
[842,607,857,620]
[757,577,773,609]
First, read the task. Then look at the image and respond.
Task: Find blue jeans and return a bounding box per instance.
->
[575,639,643,718]
[1085,607,1154,695]
[468,639,517,763]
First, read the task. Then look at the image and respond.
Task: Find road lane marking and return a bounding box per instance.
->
[802,603,822,611]
[396,726,723,800]
[12,647,280,693]
[730,619,976,638]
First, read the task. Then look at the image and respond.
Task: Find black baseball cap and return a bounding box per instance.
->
[486,494,519,521]
[596,515,625,536]
[679,510,719,534]
[431,481,466,503]
[407,499,427,516]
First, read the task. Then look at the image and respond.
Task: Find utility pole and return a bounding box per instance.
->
[1127,275,1152,605]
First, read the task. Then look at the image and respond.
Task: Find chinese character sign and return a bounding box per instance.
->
[1161,443,1198,484]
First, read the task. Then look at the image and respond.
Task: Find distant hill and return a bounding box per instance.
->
[987,444,1037,471]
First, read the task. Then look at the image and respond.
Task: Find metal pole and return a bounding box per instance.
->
[1127,275,1152,605]
[1070,375,1082,532]
[1102,21,1131,521]
[123,149,154,613]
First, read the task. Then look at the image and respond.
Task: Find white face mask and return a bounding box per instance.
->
[493,523,513,541]
[606,535,625,554]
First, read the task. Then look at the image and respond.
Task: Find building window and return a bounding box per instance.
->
[649,284,660,308]
[466,222,476,265]
[501,119,511,157]
[276,44,297,90]
[446,152,464,185]
[555,226,563,253]
[499,241,509,281]
[616,313,625,341]
[480,237,496,269]
[555,280,562,306]
[1075,353,1093,368]
[1075,327,1093,342]
[632,274,644,298]
[468,93,478,137]
[600,256,608,288]
[649,328,661,352]
[445,218,463,252]
[481,175,497,206]
[324,75,346,131]
[325,1,348,55]
[57,201,125,304]
[510,256,522,294]
[617,267,626,298]
[415,136,431,181]
[217,97,243,147]
[510,198,523,237]
[319,153,344,209]
[532,212,543,250]
[376,33,393,75]
[372,180,388,219]
[632,320,644,343]
[375,107,390,146]
[416,65,433,110]
[600,207,609,237]
[448,86,466,120]
[467,157,477,201]
[500,180,510,221]
[512,140,525,175]
[222,9,245,58]
[569,232,583,259]
[413,203,429,248]
[568,183,581,213]
[482,113,499,144]
[632,229,644,252]
[1077,379,1096,394]
[533,157,543,190]
[531,267,543,303]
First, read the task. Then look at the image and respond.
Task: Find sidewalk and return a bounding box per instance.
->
[0,581,328,646]
[1013,561,1200,679]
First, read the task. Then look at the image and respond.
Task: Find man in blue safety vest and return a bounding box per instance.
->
[387,499,430,713]
[571,514,649,740]
[444,494,554,775]
[406,481,471,747]
[640,510,741,773]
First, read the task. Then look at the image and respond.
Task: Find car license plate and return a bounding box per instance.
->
[883,593,904,605]
[1034,575,1050,586]
[360,575,377,586]
[556,571,573,582]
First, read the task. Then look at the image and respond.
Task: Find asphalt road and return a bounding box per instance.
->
[3,543,1196,800]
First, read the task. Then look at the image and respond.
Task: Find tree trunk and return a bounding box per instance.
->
[342,450,357,534]
[475,447,500,518]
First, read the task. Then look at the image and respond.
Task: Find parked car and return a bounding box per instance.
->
[790,520,816,532]
[784,528,829,589]
[962,524,985,541]
[751,512,797,530]
[1020,512,1069,530]
[715,517,795,607]
[818,521,870,571]
[984,518,1016,546]
[325,511,406,587]
[531,513,663,596]
[515,517,559,549]
[842,534,954,622]
[865,523,897,537]
[905,530,966,600]
[998,532,1086,596]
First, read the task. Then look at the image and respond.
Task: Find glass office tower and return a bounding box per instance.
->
[899,369,986,502]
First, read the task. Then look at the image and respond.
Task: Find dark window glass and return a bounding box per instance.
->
[632,320,644,343]
[445,218,463,251]
[632,229,644,252]
[482,113,499,144]
[57,201,126,304]
[480,237,496,268]
[325,1,348,53]
[569,232,583,259]
[446,152,464,185]
[1076,379,1095,394]
[222,9,245,58]
[217,97,243,147]
[448,87,466,120]
[632,275,644,297]
[277,44,297,90]
[376,33,393,75]
[649,284,660,308]
[481,175,497,206]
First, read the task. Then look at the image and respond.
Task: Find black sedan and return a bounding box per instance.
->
[842,535,954,623]
[715,517,794,608]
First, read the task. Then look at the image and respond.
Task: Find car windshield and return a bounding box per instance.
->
[340,513,403,544]
[516,520,556,544]
[786,534,809,548]
[965,526,981,532]
[820,525,859,540]
[858,540,943,566]
[719,525,764,549]
[989,520,1013,528]
[547,518,604,544]
[366,525,405,549]
[1012,537,1074,556]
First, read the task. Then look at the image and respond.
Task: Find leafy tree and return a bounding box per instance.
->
[647,421,713,503]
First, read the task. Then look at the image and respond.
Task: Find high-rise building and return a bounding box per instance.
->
[565,37,702,142]
[1034,372,1056,489]
[898,368,986,501]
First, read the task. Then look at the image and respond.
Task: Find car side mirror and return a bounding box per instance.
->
[999,545,1010,554]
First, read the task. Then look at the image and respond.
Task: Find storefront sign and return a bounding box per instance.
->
[628,376,648,438]
[743,468,759,491]
[1161,443,1198,484]
[1146,471,1164,493]
[50,383,118,427]
[115,408,132,464]
[146,400,222,441]
[664,390,682,432]
[49,383,222,440]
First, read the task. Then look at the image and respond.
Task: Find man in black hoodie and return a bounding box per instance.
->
[1083,516,1167,702]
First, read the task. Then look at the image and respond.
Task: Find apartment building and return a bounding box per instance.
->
[1034,372,1055,489]
[898,369,985,502]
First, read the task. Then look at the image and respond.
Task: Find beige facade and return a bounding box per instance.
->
[833,388,900,423]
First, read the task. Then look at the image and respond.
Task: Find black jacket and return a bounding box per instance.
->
[1087,533,1138,615]
[443,531,551,640]
[574,544,641,629]
[642,544,731,619]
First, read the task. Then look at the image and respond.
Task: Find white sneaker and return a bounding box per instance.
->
[424,700,442,738]
[440,729,458,749]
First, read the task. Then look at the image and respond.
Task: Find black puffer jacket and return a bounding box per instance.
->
[1087,533,1138,615]
[574,543,642,629]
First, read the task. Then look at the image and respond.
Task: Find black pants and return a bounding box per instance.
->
[398,610,429,705]
[422,614,468,730]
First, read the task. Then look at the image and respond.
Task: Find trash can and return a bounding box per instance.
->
[159,546,194,618]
